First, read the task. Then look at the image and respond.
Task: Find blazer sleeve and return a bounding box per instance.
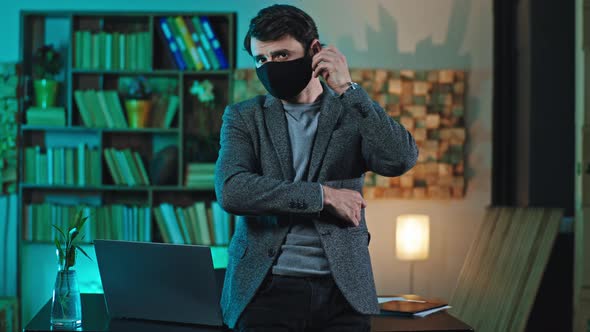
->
[340,87,419,176]
[214,105,323,217]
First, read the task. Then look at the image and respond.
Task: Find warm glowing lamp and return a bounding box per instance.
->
[396,214,430,294]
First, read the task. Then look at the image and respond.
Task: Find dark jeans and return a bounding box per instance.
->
[234,274,371,332]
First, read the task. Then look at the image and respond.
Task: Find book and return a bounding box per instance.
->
[104,90,128,128]
[198,16,229,69]
[190,17,220,70]
[157,17,187,70]
[166,17,194,70]
[184,17,212,70]
[26,107,66,126]
[74,90,95,127]
[163,95,179,128]
[378,296,450,317]
[174,16,204,70]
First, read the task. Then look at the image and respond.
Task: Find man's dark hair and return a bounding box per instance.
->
[244,4,319,56]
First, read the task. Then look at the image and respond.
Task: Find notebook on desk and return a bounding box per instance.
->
[379,295,450,318]
[94,240,224,328]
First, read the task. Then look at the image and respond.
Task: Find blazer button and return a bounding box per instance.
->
[268,248,276,258]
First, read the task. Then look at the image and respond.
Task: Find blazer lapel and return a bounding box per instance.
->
[306,83,343,182]
[263,95,295,181]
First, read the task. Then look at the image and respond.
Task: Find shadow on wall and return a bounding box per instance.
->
[335,0,485,189]
[335,0,472,69]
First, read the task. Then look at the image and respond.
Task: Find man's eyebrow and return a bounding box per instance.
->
[253,49,292,59]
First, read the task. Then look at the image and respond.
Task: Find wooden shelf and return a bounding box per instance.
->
[22,240,229,248]
[20,184,214,192]
[22,125,180,134]
[71,69,232,76]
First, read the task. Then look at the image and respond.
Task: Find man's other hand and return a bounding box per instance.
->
[322,185,367,227]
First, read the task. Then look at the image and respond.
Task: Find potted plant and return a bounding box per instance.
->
[121,76,153,128]
[32,44,62,108]
[187,79,220,161]
[50,210,91,328]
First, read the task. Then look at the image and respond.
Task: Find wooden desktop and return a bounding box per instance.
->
[24,294,473,332]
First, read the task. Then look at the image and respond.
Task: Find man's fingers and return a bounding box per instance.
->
[313,63,331,78]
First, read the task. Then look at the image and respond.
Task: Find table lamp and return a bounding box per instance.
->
[396,214,430,295]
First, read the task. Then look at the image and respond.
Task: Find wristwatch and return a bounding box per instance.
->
[340,81,359,97]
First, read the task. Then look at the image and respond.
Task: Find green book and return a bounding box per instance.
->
[104,32,113,70]
[77,143,86,185]
[194,201,211,245]
[112,32,120,70]
[24,147,36,183]
[125,33,133,70]
[104,91,128,128]
[167,17,194,70]
[26,107,66,126]
[133,151,150,185]
[119,34,127,70]
[96,90,116,128]
[74,90,95,127]
[143,31,152,70]
[103,148,121,185]
[191,16,220,70]
[81,31,92,69]
[83,90,107,127]
[122,149,142,185]
[91,32,101,69]
[114,149,135,186]
[74,31,83,68]
[54,147,63,185]
[65,148,74,185]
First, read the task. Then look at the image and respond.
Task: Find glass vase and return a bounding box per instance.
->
[50,270,82,328]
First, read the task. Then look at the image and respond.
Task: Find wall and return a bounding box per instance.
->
[0,0,493,324]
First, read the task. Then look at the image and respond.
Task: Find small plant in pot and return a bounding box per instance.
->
[32,44,63,108]
[50,210,92,328]
[121,76,153,128]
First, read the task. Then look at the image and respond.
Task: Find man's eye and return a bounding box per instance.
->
[277,53,288,59]
[256,58,266,64]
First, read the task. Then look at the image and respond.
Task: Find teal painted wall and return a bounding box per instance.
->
[0,0,493,326]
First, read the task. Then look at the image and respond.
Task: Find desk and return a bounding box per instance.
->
[24,294,473,332]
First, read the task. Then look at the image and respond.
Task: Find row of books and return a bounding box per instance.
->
[184,162,215,188]
[74,89,180,129]
[104,148,150,186]
[74,30,151,70]
[24,145,101,186]
[157,16,229,71]
[23,204,151,242]
[154,201,232,246]
[74,90,128,128]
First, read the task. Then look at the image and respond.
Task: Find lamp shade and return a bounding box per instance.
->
[396,214,430,261]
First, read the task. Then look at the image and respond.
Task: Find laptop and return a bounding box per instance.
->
[94,240,224,327]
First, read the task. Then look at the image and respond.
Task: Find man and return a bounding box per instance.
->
[215,4,418,331]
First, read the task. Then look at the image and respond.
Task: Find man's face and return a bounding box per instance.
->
[251,35,307,68]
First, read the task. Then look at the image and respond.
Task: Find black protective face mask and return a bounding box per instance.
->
[255,54,313,100]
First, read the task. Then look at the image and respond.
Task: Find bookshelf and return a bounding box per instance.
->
[18,10,236,322]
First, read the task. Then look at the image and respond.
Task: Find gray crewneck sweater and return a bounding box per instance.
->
[271,97,331,277]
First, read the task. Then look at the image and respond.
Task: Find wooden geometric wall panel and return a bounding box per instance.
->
[449,207,562,332]
[232,69,467,200]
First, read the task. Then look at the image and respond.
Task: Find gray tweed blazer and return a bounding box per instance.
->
[214,81,418,328]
